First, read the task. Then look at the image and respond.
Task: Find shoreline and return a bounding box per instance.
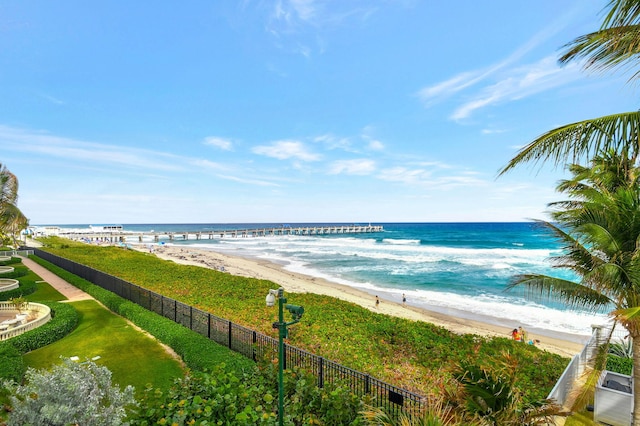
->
[135,243,587,358]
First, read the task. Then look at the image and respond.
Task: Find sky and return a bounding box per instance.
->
[2,1,639,225]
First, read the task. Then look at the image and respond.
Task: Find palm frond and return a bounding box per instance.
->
[559,25,640,81]
[498,111,640,175]
[506,274,612,310]
[601,0,640,28]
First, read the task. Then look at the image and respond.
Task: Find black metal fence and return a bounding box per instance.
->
[32,249,425,416]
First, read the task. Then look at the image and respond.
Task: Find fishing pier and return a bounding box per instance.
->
[58,224,384,243]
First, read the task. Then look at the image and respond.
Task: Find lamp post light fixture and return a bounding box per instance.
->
[265,287,304,426]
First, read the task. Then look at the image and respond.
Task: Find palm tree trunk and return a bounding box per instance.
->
[633,335,640,425]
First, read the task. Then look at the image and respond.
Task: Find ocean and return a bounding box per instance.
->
[46,222,608,342]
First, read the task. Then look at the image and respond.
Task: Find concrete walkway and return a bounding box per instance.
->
[19,256,93,302]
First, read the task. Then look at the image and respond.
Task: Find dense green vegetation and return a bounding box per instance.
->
[36,237,568,402]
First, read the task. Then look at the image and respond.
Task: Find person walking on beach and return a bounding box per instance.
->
[375,295,379,308]
[402,293,406,305]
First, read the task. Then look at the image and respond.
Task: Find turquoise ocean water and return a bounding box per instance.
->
[50,222,608,341]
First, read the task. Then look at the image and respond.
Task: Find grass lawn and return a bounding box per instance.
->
[565,411,595,425]
[23,299,185,394]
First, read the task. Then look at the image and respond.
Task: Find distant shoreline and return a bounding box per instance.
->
[130,242,587,358]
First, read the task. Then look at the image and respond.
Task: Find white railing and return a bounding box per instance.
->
[0,250,34,257]
[548,323,628,408]
[0,279,19,292]
[0,302,51,341]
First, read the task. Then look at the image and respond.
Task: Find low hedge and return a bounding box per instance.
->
[0,265,37,300]
[0,302,79,381]
[0,257,22,266]
[606,354,633,376]
[29,256,254,374]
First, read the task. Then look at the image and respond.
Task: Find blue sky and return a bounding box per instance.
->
[2,1,639,225]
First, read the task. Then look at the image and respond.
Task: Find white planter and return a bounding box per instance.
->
[594,370,633,426]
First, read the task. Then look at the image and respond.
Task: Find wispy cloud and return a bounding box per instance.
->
[329,159,376,175]
[451,56,581,121]
[266,0,380,56]
[416,6,582,119]
[0,125,183,172]
[36,92,66,105]
[377,165,486,188]
[252,140,322,161]
[204,136,233,151]
[313,134,353,151]
[215,173,281,186]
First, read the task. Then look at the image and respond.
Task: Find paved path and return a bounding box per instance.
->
[19,256,93,302]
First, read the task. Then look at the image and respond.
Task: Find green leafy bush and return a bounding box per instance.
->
[0,345,25,382]
[606,354,633,376]
[131,363,364,425]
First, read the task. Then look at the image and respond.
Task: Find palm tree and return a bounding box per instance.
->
[0,163,18,213]
[505,151,640,421]
[498,0,640,421]
[0,164,27,247]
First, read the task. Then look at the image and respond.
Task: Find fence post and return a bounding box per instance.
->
[228,320,232,349]
[365,374,370,394]
[591,324,604,346]
[318,357,324,388]
[190,306,193,330]
[208,314,211,339]
[252,331,257,362]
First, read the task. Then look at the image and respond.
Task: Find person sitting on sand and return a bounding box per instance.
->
[511,328,520,340]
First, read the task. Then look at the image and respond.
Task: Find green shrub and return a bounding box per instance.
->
[5,358,136,426]
[0,345,25,382]
[131,363,365,425]
[606,354,633,376]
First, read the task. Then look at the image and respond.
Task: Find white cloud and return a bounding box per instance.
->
[204,136,233,151]
[216,173,281,186]
[417,7,582,117]
[252,140,321,161]
[0,125,183,172]
[377,166,486,188]
[329,159,376,175]
[314,133,353,151]
[451,56,581,121]
[367,139,384,151]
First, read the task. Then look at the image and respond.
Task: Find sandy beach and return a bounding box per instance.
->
[134,243,586,358]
